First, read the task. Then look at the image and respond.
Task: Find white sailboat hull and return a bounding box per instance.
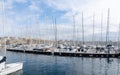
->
[0,62,23,75]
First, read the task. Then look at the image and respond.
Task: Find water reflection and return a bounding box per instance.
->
[117,58,120,75]
[81,58,84,75]
[8,70,23,75]
[0,51,120,75]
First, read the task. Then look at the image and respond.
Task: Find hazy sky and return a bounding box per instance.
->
[0,0,120,41]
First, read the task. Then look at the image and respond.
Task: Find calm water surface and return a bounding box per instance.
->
[0,50,120,75]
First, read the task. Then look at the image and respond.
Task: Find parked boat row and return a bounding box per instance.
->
[7,43,119,54]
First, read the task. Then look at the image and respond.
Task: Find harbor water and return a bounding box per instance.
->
[1,50,120,75]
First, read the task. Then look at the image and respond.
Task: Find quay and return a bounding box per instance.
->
[7,49,120,58]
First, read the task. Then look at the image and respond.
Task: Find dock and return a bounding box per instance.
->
[7,49,120,58]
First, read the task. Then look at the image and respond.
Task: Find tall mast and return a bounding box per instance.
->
[118,23,120,49]
[25,24,28,44]
[51,16,55,54]
[51,16,55,46]
[82,12,84,45]
[76,28,78,45]
[38,16,41,44]
[43,14,46,44]
[36,15,40,44]
[30,16,32,45]
[53,17,57,47]
[28,19,31,45]
[92,14,95,45]
[106,8,110,45]
[73,15,76,46]
[55,18,58,47]
[2,0,6,57]
[101,13,103,46]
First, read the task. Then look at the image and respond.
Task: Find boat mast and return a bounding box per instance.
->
[2,0,6,57]
[92,14,95,46]
[118,23,120,49]
[27,16,32,45]
[38,16,41,45]
[47,17,51,46]
[55,18,58,47]
[51,16,54,54]
[73,15,76,46]
[76,28,79,46]
[44,14,46,45]
[53,17,57,48]
[106,8,110,45]
[82,12,84,45]
[26,24,28,44]
[36,15,40,44]
[101,13,103,46]
[28,20,31,45]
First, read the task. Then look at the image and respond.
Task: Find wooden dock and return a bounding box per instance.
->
[7,49,120,58]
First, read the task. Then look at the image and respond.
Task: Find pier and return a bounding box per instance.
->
[7,49,120,58]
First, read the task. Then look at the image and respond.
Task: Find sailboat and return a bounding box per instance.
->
[0,0,23,74]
